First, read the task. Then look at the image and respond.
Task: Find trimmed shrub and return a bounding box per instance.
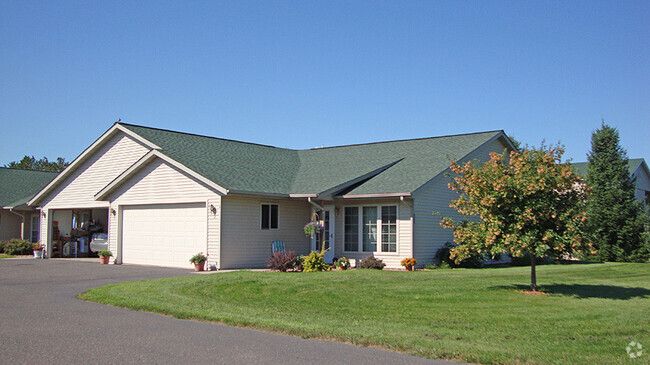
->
[435,242,483,268]
[3,239,33,255]
[0,241,5,253]
[301,250,331,272]
[357,255,385,270]
[267,250,299,272]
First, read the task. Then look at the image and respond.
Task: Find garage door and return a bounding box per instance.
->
[121,203,206,268]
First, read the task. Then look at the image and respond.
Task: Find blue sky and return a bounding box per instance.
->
[1,1,648,165]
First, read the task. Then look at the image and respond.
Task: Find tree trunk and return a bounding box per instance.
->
[530,254,537,291]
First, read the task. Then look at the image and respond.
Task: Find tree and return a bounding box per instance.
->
[4,156,69,172]
[441,145,593,291]
[585,123,649,262]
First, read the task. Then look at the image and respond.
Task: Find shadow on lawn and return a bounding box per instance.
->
[492,284,650,300]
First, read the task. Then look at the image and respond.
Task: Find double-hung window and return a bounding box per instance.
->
[344,205,397,253]
[261,204,278,230]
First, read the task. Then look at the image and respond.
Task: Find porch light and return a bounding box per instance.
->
[209,204,217,215]
[41,211,46,218]
[110,208,116,215]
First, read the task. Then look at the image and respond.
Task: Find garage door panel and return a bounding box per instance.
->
[122,203,206,268]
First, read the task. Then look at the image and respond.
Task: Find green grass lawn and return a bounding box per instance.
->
[0,254,14,258]
[80,263,649,364]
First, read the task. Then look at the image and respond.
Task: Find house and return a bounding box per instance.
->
[572,158,650,207]
[0,168,58,243]
[28,123,516,269]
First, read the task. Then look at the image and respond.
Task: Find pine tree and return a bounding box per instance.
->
[586,123,649,262]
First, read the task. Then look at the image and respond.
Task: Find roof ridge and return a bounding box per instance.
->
[0,166,60,174]
[118,122,295,151]
[307,130,504,150]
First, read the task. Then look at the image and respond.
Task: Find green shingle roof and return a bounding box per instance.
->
[120,123,502,196]
[0,168,58,207]
[571,158,645,177]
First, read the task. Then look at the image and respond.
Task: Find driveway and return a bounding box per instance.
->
[0,259,459,364]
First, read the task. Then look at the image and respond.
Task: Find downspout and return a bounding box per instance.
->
[8,208,26,240]
[307,197,324,211]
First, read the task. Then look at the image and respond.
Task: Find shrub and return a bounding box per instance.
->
[425,262,452,270]
[98,250,113,257]
[357,255,385,270]
[3,239,33,255]
[267,250,299,272]
[301,249,331,272]
[435,242,483,268]
[0,241,5,254]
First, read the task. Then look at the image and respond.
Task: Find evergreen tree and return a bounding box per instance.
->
[585,123,649,262]
[4,156,69,172]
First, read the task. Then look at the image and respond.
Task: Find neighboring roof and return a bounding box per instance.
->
[571,158,646,177]
[119,123,505,197]
[0,168,58,208]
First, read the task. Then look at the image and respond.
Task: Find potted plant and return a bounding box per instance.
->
[98,250,112,264]
[32,243,44,259]
[303,221,324,238]
[335,257,351,270]
[190,252,208,272]
[401,257,417,271]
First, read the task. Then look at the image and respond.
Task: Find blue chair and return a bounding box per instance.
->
[272,240,285,254]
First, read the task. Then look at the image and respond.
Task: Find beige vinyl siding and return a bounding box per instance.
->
[105,158,223,265]
[207,197,221,269]
[39,133,149,209]
[0,209,23,241]
[220,196,311,269]
[412,137,511,265]
[332,198,413,269]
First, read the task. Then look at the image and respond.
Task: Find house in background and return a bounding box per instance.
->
[0,168,58,243]
[28,123,516,269]
[572,158,650,208]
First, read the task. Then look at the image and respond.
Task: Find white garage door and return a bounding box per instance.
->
[121,203,206,268]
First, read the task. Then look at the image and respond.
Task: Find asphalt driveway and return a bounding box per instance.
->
[0,258,459,364]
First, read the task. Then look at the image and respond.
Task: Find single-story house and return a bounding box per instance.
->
[572,158,650,207]
[0,167,58,243]
[28,123,516,269]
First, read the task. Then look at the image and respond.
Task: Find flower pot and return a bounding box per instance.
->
[194,261,205,272]
[405,266,413,271]
[338,266,347,271]
[33,250,42,259]
[99,255,110,264]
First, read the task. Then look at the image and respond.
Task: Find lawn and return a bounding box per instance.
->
[0,254,14,258]
[80,263,649,364]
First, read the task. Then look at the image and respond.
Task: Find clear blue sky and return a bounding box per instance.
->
[1,1,648,165]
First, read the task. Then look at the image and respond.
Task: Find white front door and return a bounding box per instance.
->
[311,207,335,263]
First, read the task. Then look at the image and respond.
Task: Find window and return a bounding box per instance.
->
[261,204,278,230]
[344,207,359,251]
[344,205,397,253]
[381,206,397,252]
[362,207,377,252]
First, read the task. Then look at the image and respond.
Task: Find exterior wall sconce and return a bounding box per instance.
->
[209,204,217,215]
[110,208,116,215]
[335,207,340,216]
[41,211,46,218]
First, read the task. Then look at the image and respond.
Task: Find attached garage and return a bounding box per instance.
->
[121,203,207,268]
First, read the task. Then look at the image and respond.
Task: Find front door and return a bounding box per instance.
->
[312,207,335,263]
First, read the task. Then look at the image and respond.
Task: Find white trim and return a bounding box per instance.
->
[342,203,399,256]
[339,192,411,199]
[28,124,160,206]
[94,149,228,200]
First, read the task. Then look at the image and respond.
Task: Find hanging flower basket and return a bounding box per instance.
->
[303,221,324,238]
